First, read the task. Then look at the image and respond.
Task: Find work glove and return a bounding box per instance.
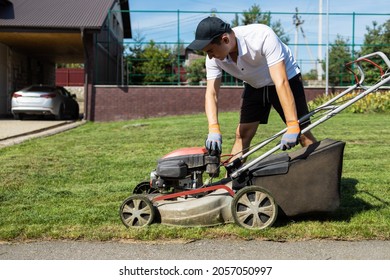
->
[280,120,301,150]
[205,123,222,154]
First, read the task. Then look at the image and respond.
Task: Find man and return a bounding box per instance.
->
[187,16,316,157]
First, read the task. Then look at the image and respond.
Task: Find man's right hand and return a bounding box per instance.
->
[205,123,222,154]
[206,132,222,154]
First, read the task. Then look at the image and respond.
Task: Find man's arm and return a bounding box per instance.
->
[268,61,298,122]
[205,77,221,125]
[269,61,301,150]
[205,78,223,153]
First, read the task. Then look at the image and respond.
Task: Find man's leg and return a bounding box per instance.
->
[300,131,317,147]
[230,121,259,160]
[270,74,318,148]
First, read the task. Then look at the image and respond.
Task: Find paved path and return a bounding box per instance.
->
[0,120,68,140]
[1,239,389,260]
[0,119,85,148]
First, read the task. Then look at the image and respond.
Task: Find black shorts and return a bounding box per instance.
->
[240,74,310,128]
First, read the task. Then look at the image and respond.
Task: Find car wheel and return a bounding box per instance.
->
[71,107,79,120]
[14,113,24,120]
[55,104,65,120]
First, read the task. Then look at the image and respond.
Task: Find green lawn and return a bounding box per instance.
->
[0,111,389,241]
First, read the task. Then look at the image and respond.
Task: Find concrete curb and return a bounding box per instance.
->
[0,121,70,141]
[0,120,86,149]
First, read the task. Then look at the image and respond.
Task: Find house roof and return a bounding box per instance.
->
[0,0,131,37]
[0,0,131,63]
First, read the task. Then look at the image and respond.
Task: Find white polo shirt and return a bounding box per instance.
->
[205,23,300,88]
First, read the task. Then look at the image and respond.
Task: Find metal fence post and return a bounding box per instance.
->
[177,10,181,85]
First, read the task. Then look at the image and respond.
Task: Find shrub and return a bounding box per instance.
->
[186,58,206,85]
[308,90,390,113]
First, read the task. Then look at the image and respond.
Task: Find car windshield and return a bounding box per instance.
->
[26,86,56,92]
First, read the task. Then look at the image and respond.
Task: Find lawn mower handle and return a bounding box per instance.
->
[358,51,390,69]
[229,51,390,179]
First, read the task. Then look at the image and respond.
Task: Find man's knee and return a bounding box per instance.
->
[300,131,317,147]
[235,122,259,143]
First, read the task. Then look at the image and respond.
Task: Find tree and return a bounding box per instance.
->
[358,19,390,84]
[303,69,318,81]
[360,20,390,57]
[126,31,146,85]
[326,35,353,86]
[241,4,269,25]
[185,58,205,85]
[231,4,290,44]
[271,20,290,45]
[140,40,175,85]
[232,13,240,28]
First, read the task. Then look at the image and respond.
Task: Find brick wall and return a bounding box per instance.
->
[92,86,326,122]
[93,86,240,121]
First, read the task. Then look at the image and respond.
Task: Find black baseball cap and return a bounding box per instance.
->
[187,17,231,50]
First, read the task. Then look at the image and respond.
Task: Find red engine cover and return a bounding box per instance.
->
[162,147,207,159]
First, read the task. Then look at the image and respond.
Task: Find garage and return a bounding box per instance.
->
[0,0,131,119]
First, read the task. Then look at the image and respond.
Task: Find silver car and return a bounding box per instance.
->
[11,85,79,120]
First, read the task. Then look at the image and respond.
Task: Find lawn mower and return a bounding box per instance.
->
[119,52,390,230]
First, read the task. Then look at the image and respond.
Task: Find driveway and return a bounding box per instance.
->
[1,240,388,280]
[0,118,85,148]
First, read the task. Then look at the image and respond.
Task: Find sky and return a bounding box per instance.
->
[127,0,389,72]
